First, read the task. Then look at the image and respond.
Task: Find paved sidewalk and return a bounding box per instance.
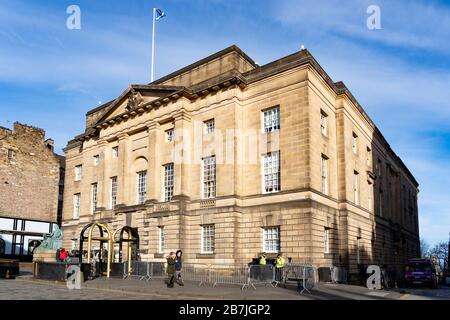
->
[0,278,162,300]
[15,275,308,300]
[10,274,420,300]
[82,277,308,300]
[8,265,448,300]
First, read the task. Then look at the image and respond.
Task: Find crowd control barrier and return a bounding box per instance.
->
[121,261,316,292]
[281,264,317,294]
[330,266,348,284]
[248,265,277,288]
[123,261,166,281]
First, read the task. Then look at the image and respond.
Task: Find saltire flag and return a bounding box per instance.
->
[155,8,166,20]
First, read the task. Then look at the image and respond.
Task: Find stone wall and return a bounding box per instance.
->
[0,122,64,223]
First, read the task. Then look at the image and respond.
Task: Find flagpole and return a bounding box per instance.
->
[151,7,156,83]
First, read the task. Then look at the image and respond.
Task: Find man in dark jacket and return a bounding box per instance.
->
[175,250,184,286]
[166,252,176,288]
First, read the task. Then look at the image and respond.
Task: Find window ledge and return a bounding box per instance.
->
[262,191,281,195]
[196,253,215,259]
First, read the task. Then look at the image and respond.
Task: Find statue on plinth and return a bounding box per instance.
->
[36,225,63,251]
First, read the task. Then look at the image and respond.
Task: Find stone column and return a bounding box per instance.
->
[117,133,129,207]
[172,111,192,201]
[146,122,161,203]
[97,139,108,210]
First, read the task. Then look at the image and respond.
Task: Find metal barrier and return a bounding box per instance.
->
[123,261,166,281]
[249,265,277,288]
[330,266,348,284]
[211,265,253,290]
[120,261,316,292]
[181,264,211,286]
[181,264,276,290]
[281,264,316,294]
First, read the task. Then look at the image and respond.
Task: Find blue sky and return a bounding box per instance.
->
[0,0,449,246]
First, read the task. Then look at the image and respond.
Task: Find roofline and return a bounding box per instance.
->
[151,44,257,85]
[86,100,115,116]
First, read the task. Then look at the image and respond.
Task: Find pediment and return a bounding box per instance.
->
[94,85,181,126]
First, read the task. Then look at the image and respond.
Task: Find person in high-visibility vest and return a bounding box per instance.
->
[275,254,285,282]
[276,254,285,268]
[259,253,267,265]
[257,253,267,281]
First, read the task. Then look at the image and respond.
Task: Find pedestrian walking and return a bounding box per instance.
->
[175,250,184,286]
[166,252,176,288]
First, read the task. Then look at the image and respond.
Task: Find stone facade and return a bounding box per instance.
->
[0,122,64,224]
[61,46,419,281]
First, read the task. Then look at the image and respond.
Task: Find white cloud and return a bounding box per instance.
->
[272,0,450,55]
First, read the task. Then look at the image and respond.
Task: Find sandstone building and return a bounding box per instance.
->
[0,122,65,260]
[61,46,419,281]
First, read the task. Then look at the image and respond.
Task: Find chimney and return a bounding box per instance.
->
[45,138,54,151]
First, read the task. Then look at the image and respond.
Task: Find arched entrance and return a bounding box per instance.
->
[79,223,113,278]
[112,226,139,275]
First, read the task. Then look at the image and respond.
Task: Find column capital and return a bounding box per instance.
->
[173,110,192,122]
[117,132,129,141]
[146,122,161,131]
[97,139,108,147]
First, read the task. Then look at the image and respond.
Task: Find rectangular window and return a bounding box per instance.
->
[263,106,280,133]
[204,119,215,134]
[352,132,358,155]
[164,163,174,202]
[7,149,14,159]
[201,225,215,254]
[75,165,82,181]
[368,182,373,212]
[379,191,383,217]
[93,155,100,166]
[166,129,174,142]
[320,110,328,136]
[263,227,280,253]
[366,147,372,167]
[110,176,118,209]
[377,159,382,177]
[158,227,165,254]
[73,193,81,219]
[112,146,119,158]
[91,183,98,213]
[353,171,359,205]
[137,171,147,205]
[324,228,330,254]
[202,156,216,199]
[262,151,281,193]
[71,239,77,251]
[321,155,328,195]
